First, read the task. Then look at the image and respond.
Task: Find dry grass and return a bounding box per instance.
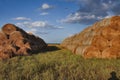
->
[0,44,120,80]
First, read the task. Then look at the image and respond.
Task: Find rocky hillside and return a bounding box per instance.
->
[0,23,47,60]
[61,16,120,59]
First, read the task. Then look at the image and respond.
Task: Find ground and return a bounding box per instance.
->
[0,44,120,80]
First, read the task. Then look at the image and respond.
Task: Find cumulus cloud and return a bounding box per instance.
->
[27,28,48,35]
[16,21,63,29]
[41,3,53,10]
[62,0,120,24]
[16,21,63,36]
[61,12,97,24]
[12,17,31,21]
[40,12,49,15]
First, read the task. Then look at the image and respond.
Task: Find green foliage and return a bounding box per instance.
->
[0,47,120,80]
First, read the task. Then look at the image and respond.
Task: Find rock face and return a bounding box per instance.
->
[0,23,47,60]
[61,16,120,59]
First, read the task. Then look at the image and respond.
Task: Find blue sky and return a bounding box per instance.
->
[0,0,120,43]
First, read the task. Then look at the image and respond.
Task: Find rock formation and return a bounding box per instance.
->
[61,16,120,59]
[0,23,47,60]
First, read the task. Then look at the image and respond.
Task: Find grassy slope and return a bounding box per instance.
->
[0,44,120,80]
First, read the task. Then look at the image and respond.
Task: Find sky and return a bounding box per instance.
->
[0,0,120,43]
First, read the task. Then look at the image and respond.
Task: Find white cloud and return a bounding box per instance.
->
[26,28,49,35]
[16,21,63,36]
[16,21,47,28]
[27,28,37,34]
[61,0,120,24]
[12,17,31,21]
[40,12,49,15]
[41,3,53,10]
[31,21,48,28]
[61,12,96,24]
[16,21,64,29]
[102,3,109,10]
